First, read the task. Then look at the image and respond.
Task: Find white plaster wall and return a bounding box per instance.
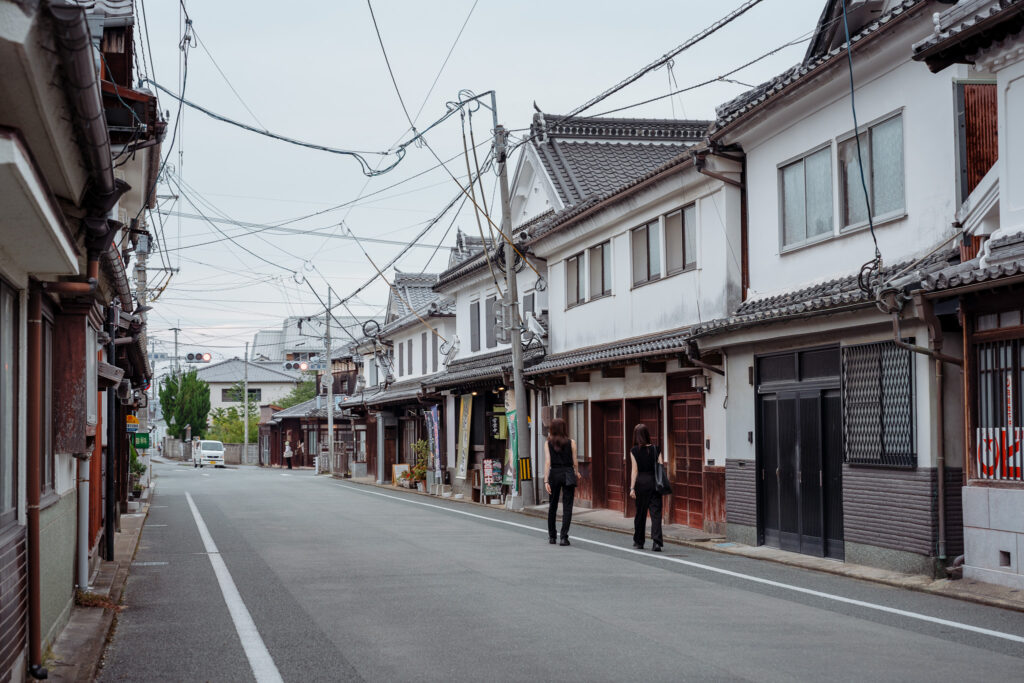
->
[540,176,740,356]
[729,35,961,298]
[391,318,456,380]
[511,149,561,227]
[447,266,543,363]
[999,59,1024,233]
[208,381,297,413]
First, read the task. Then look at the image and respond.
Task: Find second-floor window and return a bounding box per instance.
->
[839,114,904,229]
[665,205,696,275]
[470,301,481,352]
[631,221,661,286]
[566,253,584,307]
[781,146,832,248]
[485,296,498,348]
[398,341,404,376]
[589,242,611,299]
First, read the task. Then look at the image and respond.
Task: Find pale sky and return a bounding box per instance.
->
[140,0,826,368]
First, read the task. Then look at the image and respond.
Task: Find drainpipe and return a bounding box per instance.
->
[42,258,99,296]
[888,294,962,562]
[26,289,47,680]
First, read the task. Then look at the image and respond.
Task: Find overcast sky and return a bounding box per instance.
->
[141,0,826,368]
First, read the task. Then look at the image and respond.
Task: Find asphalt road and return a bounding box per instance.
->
[98,461,1024,682]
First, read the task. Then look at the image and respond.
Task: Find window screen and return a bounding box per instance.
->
[842,341,915,468]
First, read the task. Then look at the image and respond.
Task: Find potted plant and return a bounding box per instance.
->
[129,445,147,497]
[411,440,429,492]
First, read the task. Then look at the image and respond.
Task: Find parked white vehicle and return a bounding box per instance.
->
[192,440,225,468]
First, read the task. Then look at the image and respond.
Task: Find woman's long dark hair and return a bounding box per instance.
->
[547,417,569,449]
[633,423,652,447]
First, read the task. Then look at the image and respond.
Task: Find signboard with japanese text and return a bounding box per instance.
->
[455,395,472,480]
[132,432,150,449]
[483,459,502,496]
[503,408,517,486]
[126,415,139,433]
[427,405,442,478]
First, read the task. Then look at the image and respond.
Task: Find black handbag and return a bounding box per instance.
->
[564,469,578,487]
[654,448,672,495]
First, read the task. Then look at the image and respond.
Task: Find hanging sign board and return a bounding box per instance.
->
[133,432,150,449]
[126,415,139,433]
[455,395,472,480]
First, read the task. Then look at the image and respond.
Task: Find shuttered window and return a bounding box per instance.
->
[485,296,497,348]
[398,342,404,376]
[470,301,480,352]
[841,341,916,468]
[421,332,427,375]
[958,82,998,202]
[432,332,438,373]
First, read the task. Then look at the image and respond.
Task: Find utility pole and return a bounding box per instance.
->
[171,325,180,376]
[496,124,533,508]
[135,233,151,487]
[326,289,335,476]
[243,342,249,467]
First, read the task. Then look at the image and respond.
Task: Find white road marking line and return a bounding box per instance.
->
[333,483,1024,646]
[146,524,168,527]
[201,473,210,477]
[279,473,291,477]
[185,492,283,683]
[133,561,169,566]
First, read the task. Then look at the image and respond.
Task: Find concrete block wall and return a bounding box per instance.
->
[962,486,1024,590]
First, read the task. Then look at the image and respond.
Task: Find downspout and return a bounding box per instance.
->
[888,294,963,562]
[26,289,47,679]
[685,343,725,376]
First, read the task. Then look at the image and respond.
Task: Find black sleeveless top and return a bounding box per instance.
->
[631,444,660,474]
[548,440,574,469]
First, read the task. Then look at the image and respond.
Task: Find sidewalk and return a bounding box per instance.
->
[47,491,151,681]
[350,478,1024,614]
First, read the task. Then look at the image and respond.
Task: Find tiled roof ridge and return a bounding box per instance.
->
[533,113,712,142]
[526,326,692,375]
[911,0,1024,68]
[381,295,455,337]
[712,0,925,134]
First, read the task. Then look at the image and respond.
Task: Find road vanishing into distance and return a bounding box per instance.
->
[98,461,1024,682]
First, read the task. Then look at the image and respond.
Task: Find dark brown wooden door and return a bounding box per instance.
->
[384,426,397,481]
[593,401,624,514]
[669,398,704,529]
[625,398,662,518]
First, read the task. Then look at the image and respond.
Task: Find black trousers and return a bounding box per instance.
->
[633,475,663,547]
[285,457,293,469]
[547,468,576,540]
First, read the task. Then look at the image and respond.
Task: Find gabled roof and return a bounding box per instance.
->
[386,271,440,322]
[447,230,491,269]
[912,0,1024,72]
[712,0,925,135]
[381,294,455,338]
[195,358,302,384]
[529,113,709,208]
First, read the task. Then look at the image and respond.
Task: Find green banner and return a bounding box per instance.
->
[133,432,150,449]
[503,408,518,486]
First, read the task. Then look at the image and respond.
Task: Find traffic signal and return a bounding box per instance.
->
[283,360,308,371]
[185,351,212,363]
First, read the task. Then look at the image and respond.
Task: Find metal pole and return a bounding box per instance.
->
[496,124,533,508]
[104,304,118,560]
[171,325,180,376]
[326,289,335,475]
[244,342,249,467]
[135,234,150,486]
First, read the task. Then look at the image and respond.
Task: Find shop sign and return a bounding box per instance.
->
[456,395,472,480]
[126,415,139,433]
[133,432,150,449]
[483,458,502,496]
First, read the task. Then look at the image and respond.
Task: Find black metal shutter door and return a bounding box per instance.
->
[799,393,824,556]
[760,395,780,545]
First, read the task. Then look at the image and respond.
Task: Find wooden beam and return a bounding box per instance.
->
[640,360,666,374]
[601,366,626,378]
[547,375,567,386]
[568,372,590,383]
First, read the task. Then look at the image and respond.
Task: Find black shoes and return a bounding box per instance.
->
[653,544,663,552]
[559,537,571,546]
[548,537,556,545]
[632,543,644,549]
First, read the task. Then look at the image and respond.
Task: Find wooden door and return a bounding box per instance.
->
[384,426,397,481]
[669,398,704,529]
[365,418,378,479]
[593,401,624,514]
[624,398,662,518]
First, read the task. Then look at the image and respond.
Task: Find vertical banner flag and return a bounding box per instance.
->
[456,395,472,480]
[504,408,517,485]
[429,404,442,479]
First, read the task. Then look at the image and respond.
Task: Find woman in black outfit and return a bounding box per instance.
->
[544,417,581,546]
[629,423,664,551]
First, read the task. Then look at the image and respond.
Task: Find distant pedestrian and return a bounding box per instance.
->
[283,442,293,469]
[629,423,664,551]
[544,417,580,546]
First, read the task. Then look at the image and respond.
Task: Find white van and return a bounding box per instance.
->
[193,440,225,468]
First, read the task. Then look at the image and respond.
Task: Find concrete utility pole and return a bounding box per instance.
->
[135,234,151,487]
[326,289,335,476]
[243,342,249,467]
[171,325,180,376]
[496,124,533,508]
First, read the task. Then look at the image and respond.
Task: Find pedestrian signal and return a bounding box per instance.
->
[185,351,212,363]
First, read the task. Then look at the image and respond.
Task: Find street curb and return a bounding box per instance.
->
[338,478,1024,614]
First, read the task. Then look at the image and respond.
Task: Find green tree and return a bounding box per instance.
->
[159,369,211,439]
[276,378,316,409]
[208,402,259,443]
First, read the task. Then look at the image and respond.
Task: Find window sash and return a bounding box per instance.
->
[566,254,581,307]
[588,242,610,297]
[782,147,833,247]
[840,115,904,229]
[632,222,660,285]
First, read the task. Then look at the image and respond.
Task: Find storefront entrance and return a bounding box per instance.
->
[756,348,844,559]
[667,373,704,529]
[590,401,624,512]
[624,397,662,518]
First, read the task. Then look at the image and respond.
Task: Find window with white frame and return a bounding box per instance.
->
[589,242,611,299]
[839,114,904,229]
[665,204,697,274]
[563,401,588,462]
[631,221,661,286]
[566,252,584,308]
[780,146,833,248]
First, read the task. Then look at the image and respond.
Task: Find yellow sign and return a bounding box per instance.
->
[126,415,139,433]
